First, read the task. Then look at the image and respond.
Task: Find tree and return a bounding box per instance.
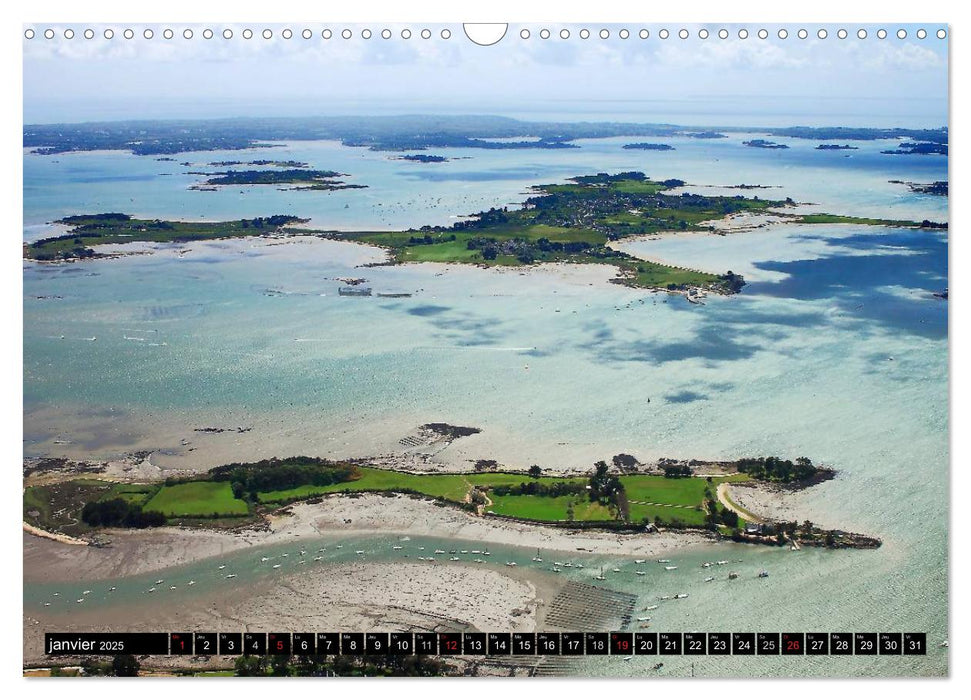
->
[110,654,140,677]
[234,655,268,676]
[528,465,543,479]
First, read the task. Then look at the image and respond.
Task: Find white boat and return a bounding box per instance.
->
[170,586,177,590]
[646,605,658,610]
[261,557,269,562]
[147,588,155,593]
[109,587,116,591]
[635,559,646,564]
[575,564,584,569]
[675,593,689,599]
[728,572,739,580]
[704,576,715,582]
[758,570,769,578]
[44,602,50,606]
[483,551,491,556]
[82,590,91,595]
[716,560,728,565]
[76,598,85,603]
[299,550,306,556]
[665,566,678,571]
[336,545,343,549]
[313,556,322,562]
[187,581,195,586]
[702,562,712,568]
[450,557,460,561]
[392,546,403,550]
[612,568,621,573]
[218,565,226,570]
[636,617,651,622]
[434,549,446,554]
[318,548,326,552]
[272,564,281,569]
[53,593,59,597]
[506,562,517,567]
[154,581,163,585]
[225,574,237,579]
[472,550,481,554]
[657,559,671,564]
[552,567,562,572]
[595,567,607,581]
[623,656,633,661]
[460,550,469,554]
[554,561,564,567]
[635,571,646,576]
[355,550,366,555]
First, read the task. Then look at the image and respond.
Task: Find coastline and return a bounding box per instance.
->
[23,492,716,583]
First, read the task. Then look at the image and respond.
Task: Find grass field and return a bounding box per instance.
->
[487,494,612,521]
[101,482,160,505]
[144,481,249,518]
[257,468,583,505]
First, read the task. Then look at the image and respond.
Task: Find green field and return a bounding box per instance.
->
[100,482,159,505]
[144,481,249,518]
[257,467,582,505]
[487,494,612,521]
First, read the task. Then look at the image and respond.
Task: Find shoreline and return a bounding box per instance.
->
[23,493,716,584]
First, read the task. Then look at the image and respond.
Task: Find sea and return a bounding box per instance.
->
[22,119,948,677]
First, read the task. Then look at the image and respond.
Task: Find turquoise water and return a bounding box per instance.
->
[23,134,948,676]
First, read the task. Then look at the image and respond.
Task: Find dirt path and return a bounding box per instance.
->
[716,483,764,524]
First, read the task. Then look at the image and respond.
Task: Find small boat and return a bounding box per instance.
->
[716,560,728,565]
[675,593,689,599]
[355,550,366,555]
[44,602,50,606]
[636,617,651,622]
[460,550,469,554]
[261,557,269,562]
[728,572,739,580]
[449,550,457,555]
[336,545,343,549]
[474,559,484,563]
[170,586,177,590]
[659,595,671,600]
[554,561,564,567]
[758,569,769,578]
[218,565,226,570]
[187,581,195,586]
[272,564,281,569]
[623,656,633,661]
[646,605,658,610]
[225,574,237,579]
[635,571,646,576]
[612,568,621,573]
[435,549,446,555]
[318,548,326,552]
[506,562,517,567]
[82,590,91,595]
[299,550,306,556]
[552,567,562,572]
[450,557,460,561]
[108,586,116,591]
[53,593,59,597]
[704,576,715,582]
[595,567,607,581]
[657,559,671,564]
[665,566,678,571]
[313,556,322,562]
[483,551,491,556]
[702,562,712,568]
[148,588,156,593]
[575,564,584,569]
[76,598,85,603]
[392,545,403,550]
[635,559,646,564]
[472,550,481,554]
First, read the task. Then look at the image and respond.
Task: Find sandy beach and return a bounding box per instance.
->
[24,557,557,665]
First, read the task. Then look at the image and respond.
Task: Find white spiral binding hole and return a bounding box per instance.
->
[24,26,948,42]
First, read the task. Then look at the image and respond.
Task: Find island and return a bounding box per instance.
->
[23,452,879,550]
[743,139,789,149]
[622,143,675,151]
[24,214,306,261]
[881,141,948,156]
[391,154,451,163]
[189,169,367,191]
[889,179,949,196]
[815,144,858,150]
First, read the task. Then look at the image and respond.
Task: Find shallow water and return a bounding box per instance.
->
[23,134,948,676]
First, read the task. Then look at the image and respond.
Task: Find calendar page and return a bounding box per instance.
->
[21,19,949,679]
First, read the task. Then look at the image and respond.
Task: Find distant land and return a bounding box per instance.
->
[22,115,948,156]
[623,143,675,151]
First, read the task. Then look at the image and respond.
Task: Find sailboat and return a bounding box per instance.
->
[532,549,543,562]
[595,567,607,581]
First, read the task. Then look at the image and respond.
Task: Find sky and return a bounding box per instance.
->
[22,23,949,128]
